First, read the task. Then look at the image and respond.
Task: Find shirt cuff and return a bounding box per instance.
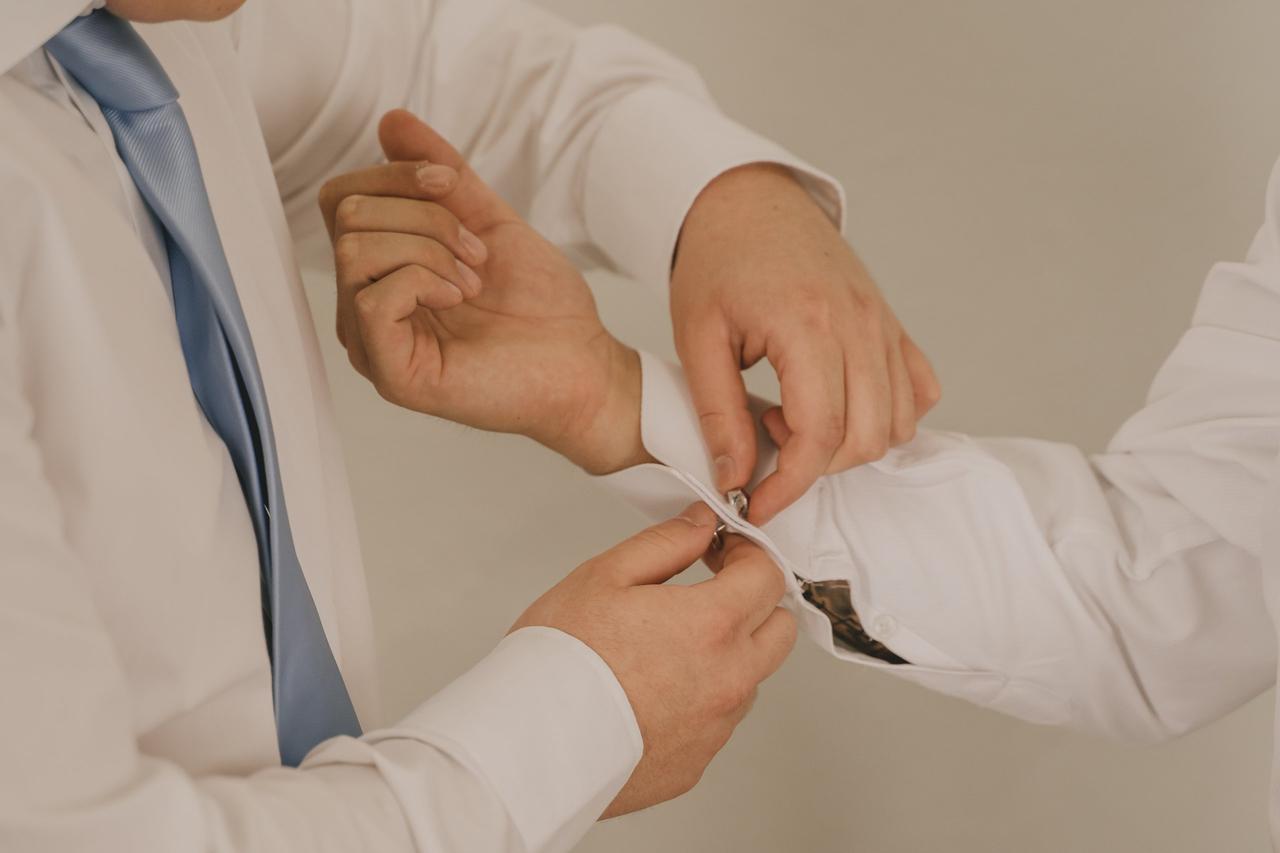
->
[583,87,845,292]
[367,627,642,853]
[597,352,888,661]
[596,353,1020,708]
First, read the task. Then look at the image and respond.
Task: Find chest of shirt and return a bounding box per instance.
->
[0,22,367,769]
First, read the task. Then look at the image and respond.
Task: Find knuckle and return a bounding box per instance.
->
[700,603,739,645]
[317,180,339,214]
[401,263,432,287]
[810,412,845,449]
[429,204,462,240]
[633,525,682,559]
[373,380,407,408]
[333,194,366,231]
[852,291,885,327]
[753,560,786,602]
[352,286,379,320]
[847,432,890,465]
[793,293,836,334]
[712,675,754,717]
[333,232,363,271]
[696,409,737,444]
[921,378,943,408]
[674,763,708,799]
[424,239,456,269]
[892,418,918,445]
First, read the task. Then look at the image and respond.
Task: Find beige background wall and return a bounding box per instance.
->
[305,1,1280,850]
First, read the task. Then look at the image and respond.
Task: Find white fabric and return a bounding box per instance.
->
[603,159,1280,845]
[0,2,840,851]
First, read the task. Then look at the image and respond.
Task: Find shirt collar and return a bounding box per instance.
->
[0,1,107,76]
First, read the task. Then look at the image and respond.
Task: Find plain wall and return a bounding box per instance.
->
[303,1,1280,850]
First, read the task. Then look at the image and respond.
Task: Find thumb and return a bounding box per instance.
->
[377,109,519,232]
[601,503,719,587]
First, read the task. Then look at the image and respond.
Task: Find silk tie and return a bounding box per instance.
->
[46,10,361,766]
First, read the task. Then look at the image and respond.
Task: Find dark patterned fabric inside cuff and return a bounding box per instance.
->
[798,578,908,665]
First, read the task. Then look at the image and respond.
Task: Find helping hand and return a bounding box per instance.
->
[671,164,942,524]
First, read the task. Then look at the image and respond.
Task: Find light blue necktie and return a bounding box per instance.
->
[46,10,361,766]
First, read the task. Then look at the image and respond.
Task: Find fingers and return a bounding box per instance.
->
[761,406,791,448]
[752,333,938,524]
[337,231,481,298]
[674,318,757,492]
[842,337,894,460]
[352,264,458,395]
[747,335,844,524]
[750,606,798,681]
[902,334,943,417]
[885,341,918,445]
[377,109,520,232]
[698,535,796,680]
[594,502,720,587]
[318,160,459,239]
[333,195,487,267]
[335,230,477,372]
[695,535,786,632]
[330,191,487,367]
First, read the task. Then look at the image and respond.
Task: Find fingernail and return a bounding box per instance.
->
[458,226,488,264]
[679,502,716,527]
[455,260,483,296]
[417,163,455,193]
[713,455,736,491]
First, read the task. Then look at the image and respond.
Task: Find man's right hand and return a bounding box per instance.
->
[318,110,650,476]
[510,502,796,818]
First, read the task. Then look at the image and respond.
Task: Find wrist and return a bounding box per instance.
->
[674,163,807,269]
[543,339,652,476]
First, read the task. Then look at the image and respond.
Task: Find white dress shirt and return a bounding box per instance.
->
[0,2,840,851]
[606,157,1280,842]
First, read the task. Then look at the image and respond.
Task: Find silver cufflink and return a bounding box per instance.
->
[710,488,749,550]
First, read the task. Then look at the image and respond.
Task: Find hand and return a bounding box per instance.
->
[671,164,942,524]
[511,502,796,818]
[318,111,649,474]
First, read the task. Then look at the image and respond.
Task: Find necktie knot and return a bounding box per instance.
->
[46,10,178,112]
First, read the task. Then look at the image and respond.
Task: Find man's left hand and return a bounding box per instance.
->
[671,164,941,524]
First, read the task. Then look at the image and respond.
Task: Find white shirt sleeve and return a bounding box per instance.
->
[0,295,639,852]
[231,0,844,289]
[599,161,1280,745]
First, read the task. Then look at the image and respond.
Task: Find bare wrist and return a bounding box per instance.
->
[544,340,652,476]
[674,163,805,267]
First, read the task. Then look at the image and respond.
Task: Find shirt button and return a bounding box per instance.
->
[871,613,898,639]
